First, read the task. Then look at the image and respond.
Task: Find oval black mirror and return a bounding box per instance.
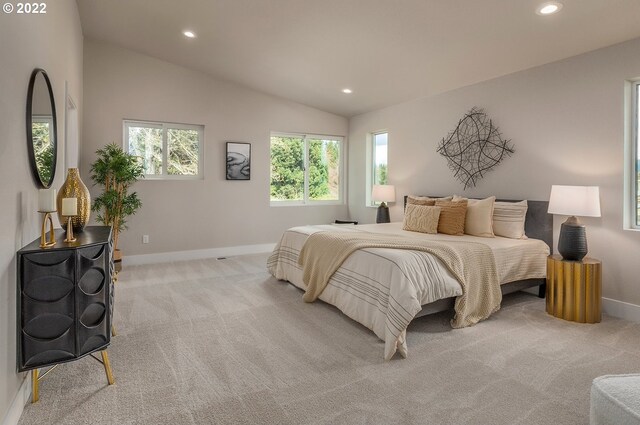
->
[26,68,57,188]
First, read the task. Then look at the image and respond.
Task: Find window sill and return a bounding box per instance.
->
[140,176,204,181]
[270,202,344,207]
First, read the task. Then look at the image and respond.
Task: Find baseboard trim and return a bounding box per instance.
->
[123,243,277,266]
[602,297,640,323]
[1,374,30,425]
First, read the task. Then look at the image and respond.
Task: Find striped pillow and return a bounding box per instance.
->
[403,204,441,234]
[493,200,528,239]
[434,199,468,235]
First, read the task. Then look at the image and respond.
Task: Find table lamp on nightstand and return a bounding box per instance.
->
[548,185,601,261]
[372,184,396,224]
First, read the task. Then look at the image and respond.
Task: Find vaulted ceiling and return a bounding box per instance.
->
[77,0,640,117]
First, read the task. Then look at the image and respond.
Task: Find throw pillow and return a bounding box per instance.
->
[407,195,453,206]
[403,204,441,234]
[464,196,496,238]
[493,200,528,239]
[434,199,468,235]
[407,195,436,206]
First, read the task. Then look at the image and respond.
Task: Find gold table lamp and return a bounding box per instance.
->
[61,198,78,243]
[38,189,57,248]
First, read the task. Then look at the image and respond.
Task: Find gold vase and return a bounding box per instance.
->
[57,168,91,232]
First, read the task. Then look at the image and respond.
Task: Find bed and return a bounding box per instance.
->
[267,198,552,360]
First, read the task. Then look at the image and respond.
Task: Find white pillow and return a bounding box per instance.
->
[463,196,496,238]
[493,200,528,239]
[403,204,441,234]
[452,195,496,237]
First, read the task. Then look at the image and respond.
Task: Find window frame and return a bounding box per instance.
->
[32,115,54,127]
[367,130,389,207]
[627,81,640,229]
[123,119,204,180]
[269,131,345,206]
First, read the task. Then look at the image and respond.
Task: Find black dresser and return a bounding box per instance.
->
[17,226,114,393]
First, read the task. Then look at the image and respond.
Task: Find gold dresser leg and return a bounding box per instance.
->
[31,369,39,403]
[111,325,117,337]
[101,351,115,385]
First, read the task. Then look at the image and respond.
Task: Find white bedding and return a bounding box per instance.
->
[267,222,550,359]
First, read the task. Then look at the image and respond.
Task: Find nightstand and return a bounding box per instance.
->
[546,254,601,323]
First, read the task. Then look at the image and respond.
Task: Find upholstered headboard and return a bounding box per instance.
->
[403,196,553,253]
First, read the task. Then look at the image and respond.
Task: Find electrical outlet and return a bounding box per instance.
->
[142,235,149,244]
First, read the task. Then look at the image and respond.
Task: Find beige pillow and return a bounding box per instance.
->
[464,196,496,238]
[403,204,441,234]
[434,200,468,235]
[493,200,528,239]
[407,195,453,206]
[407,195,435,206]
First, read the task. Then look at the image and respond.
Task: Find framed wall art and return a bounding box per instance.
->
[226,142,251,180]
[437,107,514,190]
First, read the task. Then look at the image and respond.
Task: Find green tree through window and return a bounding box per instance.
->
[168,129,199,175]
[270,136,304,201]
[373,132,388,186]
[32,120,53,184]
[270,134,342,203]
[369,132,388,206]
[124,121,203,179]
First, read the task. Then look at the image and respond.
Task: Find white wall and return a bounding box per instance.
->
[348,37,640,308]
[0,1,83,422]
[82,41,349,257]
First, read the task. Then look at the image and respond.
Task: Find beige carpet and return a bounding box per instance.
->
[17,253,640,425]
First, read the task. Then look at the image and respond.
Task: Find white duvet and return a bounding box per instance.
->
[267,222,550,359]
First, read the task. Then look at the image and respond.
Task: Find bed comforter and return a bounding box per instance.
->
[267,223,549,360]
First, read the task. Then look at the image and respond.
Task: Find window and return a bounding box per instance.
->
[367,131,388,205]
[270,133,343,205]
[123,120,203,179]
[373,132,388,186]
[32,115,54,184]
[630,81,640,227]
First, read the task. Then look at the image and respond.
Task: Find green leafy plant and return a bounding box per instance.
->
[90,143,144,252]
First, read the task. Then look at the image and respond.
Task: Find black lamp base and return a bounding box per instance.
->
[376,203,390,224]
[558,216,588,261]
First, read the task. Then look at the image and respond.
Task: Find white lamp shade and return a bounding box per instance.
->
[372,185,396,203]
[61,198,78,216]
[38,189,57,212]
[548,185,601,217]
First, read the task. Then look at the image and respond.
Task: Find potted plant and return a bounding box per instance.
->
[90,143,144,261]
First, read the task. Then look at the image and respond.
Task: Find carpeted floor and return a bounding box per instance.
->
[17,253,640,425]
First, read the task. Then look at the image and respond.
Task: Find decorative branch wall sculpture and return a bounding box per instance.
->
[437,107,514,190]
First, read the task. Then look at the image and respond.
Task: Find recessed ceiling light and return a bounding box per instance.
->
[536,1,562,15]
[183,30,196,38]
[342,88,353,94]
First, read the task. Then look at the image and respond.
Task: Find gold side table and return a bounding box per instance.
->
[546,255,602,323]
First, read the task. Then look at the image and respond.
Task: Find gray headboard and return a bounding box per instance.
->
[403,196,553,253]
